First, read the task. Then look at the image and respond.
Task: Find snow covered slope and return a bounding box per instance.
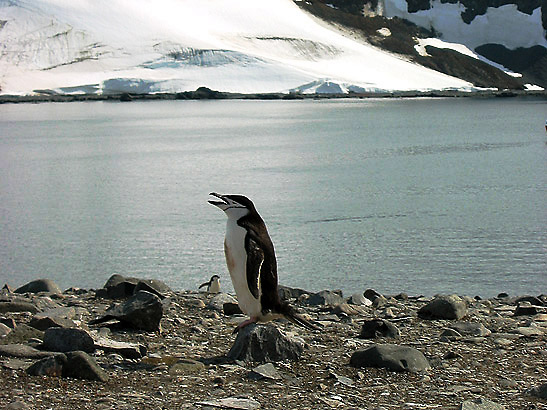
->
[0,0,475,95]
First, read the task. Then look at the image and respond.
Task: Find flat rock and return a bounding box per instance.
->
[350,344,431,372]
[15,279,62,295]
[348,292,372,306]
[96,274,171,299]
[29,316,78,331]
[0,301,39,314]
[0,344,57,359]
[94,336,146,359]
[196,397,261,410]
[168,358,206,375]
[227,324,304,363]
[0,324,44,345]
[459,397,505,409]
[418,295,467,320]
[90,290,163,331]
[0,322,11,336]
[248,362,282,380]
[43,327,95,353]
[359,319,400,339]
[449,322,491,337]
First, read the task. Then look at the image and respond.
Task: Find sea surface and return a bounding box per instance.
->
[0,97,545,297]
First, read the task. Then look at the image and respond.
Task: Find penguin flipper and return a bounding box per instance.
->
[198,282,209,289]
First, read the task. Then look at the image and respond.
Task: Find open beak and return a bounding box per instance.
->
[208,192,228,209]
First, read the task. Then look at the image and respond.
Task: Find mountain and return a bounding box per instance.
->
[0,0,543,96]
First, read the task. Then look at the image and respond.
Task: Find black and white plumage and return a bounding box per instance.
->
[208,192,319,331]
[199,274,221,293]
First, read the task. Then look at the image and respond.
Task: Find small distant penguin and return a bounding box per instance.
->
[208,192,319,332]
[199,275,221,293]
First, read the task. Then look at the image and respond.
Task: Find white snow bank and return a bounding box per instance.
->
[0,0,477,94]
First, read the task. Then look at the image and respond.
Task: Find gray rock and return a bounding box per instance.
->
[449,322,491,337]
[5,400,29,410]
[0,317,16,328]
[528,383,547,399]
[514,305,538,316]
[0,324,43,345]
[278,285,310,300]
[440,328,463,340]
[514,295,544,306]
[359,319,400,339]
[349,292,372,306]
[0,344,57,359]
[26,354,66,377]
[29,316,78,331]
[306,290,344,306]
[208,293,238,311]
[248,362,282,380]
[43,327,95,353]
[168,358,206,375]
[94,336,147,359]
[0,322,11,336]
[63,351,109,382]
[196,397,260,410]
[350,344,431,372]
[459,397,505,410]
[227,323,304,363]
[418,295,467,320]
[90,290,163,331]
[96,274,171,299]
[0,301,39,314]
[15,279,61,295]
[363,289,383,302]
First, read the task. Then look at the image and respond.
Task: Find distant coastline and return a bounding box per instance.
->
[1,87,546,104]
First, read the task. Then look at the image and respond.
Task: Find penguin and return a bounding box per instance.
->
[208,192,319,331]
[199,275,221,293]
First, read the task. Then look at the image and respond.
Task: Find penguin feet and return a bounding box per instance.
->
[233,316,258,334]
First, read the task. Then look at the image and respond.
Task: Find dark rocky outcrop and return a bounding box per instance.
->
[42,327,95,353]
[350,343,431,372]
[95,274,171,299]
[27,351,108,382]
[89,290,163,331]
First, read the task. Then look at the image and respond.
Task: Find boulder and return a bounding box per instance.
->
[278,285,310,300]
[14,279,61,295]
[306,290,344,306]
[248,362,282,380]
[63,351,109,382]
[359,319,400,339]
[223,302,243,315]
[350,344,431,372]
[90,290,163,331]
[418,295,467,320]
[26,354,66,377]
[43,327,95,353]
[363,289,383,302]
[208,293,238,311]
[227,324,304,363]
[29,316,77,331]
[96,274,170,299]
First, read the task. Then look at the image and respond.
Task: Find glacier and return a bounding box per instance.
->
[0,0,480,95]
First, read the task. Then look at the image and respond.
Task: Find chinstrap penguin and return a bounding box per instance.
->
[199,275,221,293]
[208,192,319,332]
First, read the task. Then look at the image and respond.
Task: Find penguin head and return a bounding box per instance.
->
[210,274,220,282]
[209,192,255,219]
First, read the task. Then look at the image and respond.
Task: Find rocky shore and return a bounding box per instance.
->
[0,276,545,410]
[1,87,546,104]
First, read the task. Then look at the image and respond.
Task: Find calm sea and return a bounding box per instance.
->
[0,98,545,297]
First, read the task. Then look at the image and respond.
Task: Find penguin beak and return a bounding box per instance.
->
[209,192,232,211]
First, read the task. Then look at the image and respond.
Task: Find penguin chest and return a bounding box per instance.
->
[224,221,262,317]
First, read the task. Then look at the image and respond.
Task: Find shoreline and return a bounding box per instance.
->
[0,276,545,409]
[1,88,546,105]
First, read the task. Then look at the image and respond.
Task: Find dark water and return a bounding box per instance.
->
[0,98,545,297]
